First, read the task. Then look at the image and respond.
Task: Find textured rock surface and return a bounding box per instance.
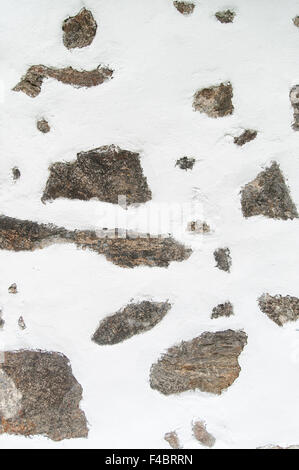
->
[187,220,210,234]
[18,317,26,330]
[0,350,88,441]
[193,82,233,118]
[13,65,113,98]
[175,156,195,170]
[258,293,299,326]
[37,119,50,133]
[215,10,235,23]
[214,248,232,272]
[290,85,299,130]
[0,311,4,329]
[150,329,247,395]
[234,129,257,146]
[173,1,195,15]
[241,162,298,220]
[92,301,171,345]
[293,16,299,27]
[8,283,17,294]
[0,216,192,268]
[164,431,181,449]
[12,167,20,181]
[62,8,97,49]
[192,420,215,447]
[211,301,234,319]
[42,145,152,205]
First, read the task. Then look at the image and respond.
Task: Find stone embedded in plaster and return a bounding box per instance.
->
[193,82,234,118]
[214,248,232,273]
[192,420,216,447]
[258,293,299,326]
[234,129,257,146]
[211,301,234,319]
[173,1,195,15]
[62,8,97,49]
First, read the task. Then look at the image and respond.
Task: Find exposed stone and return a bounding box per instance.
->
[290,85,299,130]
[62,8,97,49]
[293,16,299,27]
[175,157,195,170]
[211,301,234,319]
[42,145,152,206]
[18,316,26,330]
[214,248,232,273]
[0,216,192,268]
[0,311,4,330]
[12,167,20,181]
[187,220,210,234]
[193,82,233,118]
[234,129,257,146]
[173,1,195,15]
[8,283,17,294]
[192,420,215,447]
[13,65,113,98]
[0,350,88,440]
[164,431,181,449]
[258,293,299,326]
[37,119,50,133]
[92,301,171,345]
[150,329,247,395]
[215,10,235,23]
[240,162,298,220]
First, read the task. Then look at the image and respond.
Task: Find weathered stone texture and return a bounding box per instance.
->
[293,16,299,27]
[18,317,26,330]
[234,129,257,146]
[193,82,233,118]
[37,119,50,133]
[175,157,195,170]
[42,145,152,206]
[173,1,195,15]
[62,8,97,49]
[192,420,215,447]
[8,283,17,294]
[0,350,88,441]
[164,431,181,449]
[12,167,20,181]
[187,220,210,234]
[92,301,171,345]
[290,85,299,130]
[241,162,298,220]
[13,65,113,98]
[214,248,232,272]
[211,302,234,319]
[258,293,299,326]
[150,329,247,395]
[215,10,235,23]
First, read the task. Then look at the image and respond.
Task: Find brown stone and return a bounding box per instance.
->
[175,157,195,170]
[0,350,88,441]
[214,248,232,272]
[290,85,299,130]
[13,65,113,98]
[192,420,215,447]
[240,162,298,220]
[37,119,50,133]
[258,293,299,326]
[234,129,257,146]
[164,431,181,449]
[193,82,233,118]
[42,145,152,206]
[18,316,26,330]
[62,8,97,49]
[215,10,235,23]
[8,283,17,294]
[173,1,195,15]
[211,301,234,319]
[187,221,210,234]
[293,16,299,27]
[150,329,247,395]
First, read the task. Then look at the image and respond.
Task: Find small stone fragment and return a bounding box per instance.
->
[42,145,152,206]
[241,162,298,220]
[12,167,20,181]
[150,329,247,395]
[92,301,171,345]
[258,293,299,326]
[176,157,195,170]
[164,431,181,449]
[215,10,235,23]
[234,129,257,146]
[62,8,97,49]
[37,119,50,133]
[0,311,4,329]
[293,16,299,27]
[211,301,234,319]
[13,65,113,98]
[193,82,234,118]
[214,248,232,273]
[173,1,195,15]
[0,350,88,440]
[187,220,210,234]
[192,420,215,447]
[290,85,299,130]
[18,316,26,330]
[8,283,17,294]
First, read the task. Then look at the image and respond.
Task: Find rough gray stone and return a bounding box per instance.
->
[187,221,210,234]
[234,129,257,146]
[92,301,171,345]
[37,119,50,133]
[192,420,215,447]
[164,431,181,449]
[258,293,299,326]
[8,283,17,294]
[18,317,26,330]
[214,248,232,273]
[0,350,88,441]
[62,8,97,49]
[0,311,4,329]
[293,16,299,27]
[211,301,234,319]
[12,167,20,181]
[193,82,234,118]
[290,85,299,130]
[175,157,195,170]
[215,10,235,23]
[42,145,152,206]
[173,1,195,15]
[240,162,298,220]
[150,329,247,395]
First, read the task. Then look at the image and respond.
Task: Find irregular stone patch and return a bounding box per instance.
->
[42,145,152,206]
[175,157,195,170]
[240,162,298,220]
[13,65,113,98]
[290,85,299,130]
[150,329,247,395]
[258,293,299,326]
[37,119,50,133]
[62,8,97,49]
[173,1,195,15]
[18,316,26,330]
[164,431,181,449]
[12,167,20,181]
[0,216,192,268]
[214,248,232,273]
[92,301,171,345]
[293,16,299,27]
[192,420,215,447]
[234,129,257,146]
[215,10,235,23]
[8,283,17,294]
[187,220,210,234]
[193,82,233,118]
[0,350,88,441]
[211,301,234,319]
[0,311,4,329]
